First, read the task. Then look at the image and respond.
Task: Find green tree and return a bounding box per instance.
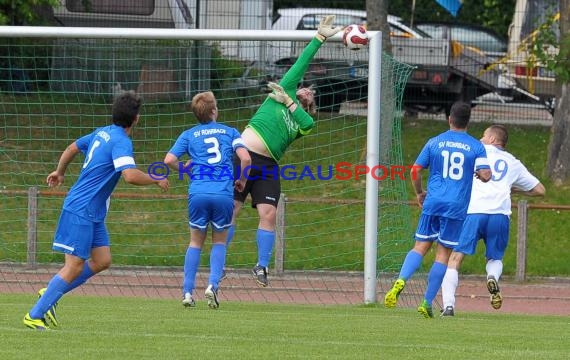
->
[0,0,59,26]
[388,0,515,37]
[0,0,59,93]
[516,0,570,184]
[546,0,570,184]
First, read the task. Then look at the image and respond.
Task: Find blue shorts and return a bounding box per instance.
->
[415,214,464,249]
[454,213,510,260]
[52,209,110,260]
[188,193,233,232]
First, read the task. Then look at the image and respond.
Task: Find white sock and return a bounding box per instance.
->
[441,268,459,308]
[486,259,503,281]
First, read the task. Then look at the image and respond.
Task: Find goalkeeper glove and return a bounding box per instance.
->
[267,82,294,108]
[316,15,342,42]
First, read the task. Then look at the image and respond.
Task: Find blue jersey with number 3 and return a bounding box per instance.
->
[415,130,489,219]
[169,122,245,196]
[63,124,136,222]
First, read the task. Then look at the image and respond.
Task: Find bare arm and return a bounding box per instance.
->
[234,147,252,192]
[122,168,169,191]
[164,153,180,171]
[410,164,426,207]
[476,168,492,183]
[513,183,546,197]
[46,142,82,187]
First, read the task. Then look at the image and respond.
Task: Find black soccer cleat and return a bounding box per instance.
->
[440,306,455,317]
[252,265,269,287]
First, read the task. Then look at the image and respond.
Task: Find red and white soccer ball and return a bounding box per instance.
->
[342,24,369,50]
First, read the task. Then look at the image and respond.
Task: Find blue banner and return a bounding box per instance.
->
[436,0,463,17]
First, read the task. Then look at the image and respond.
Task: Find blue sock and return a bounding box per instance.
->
[256,229,275,268]
[29,275,68,319]
[208,243,226,290]
[183,247,201,294]
[398,250,424,281]
[424,261,448,304]
[63,262,95,294]
[226,225,236,246]
[225,225,235,247]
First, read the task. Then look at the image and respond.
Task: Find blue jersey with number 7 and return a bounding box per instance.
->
[415,130,489,219]
[63,124,137,222]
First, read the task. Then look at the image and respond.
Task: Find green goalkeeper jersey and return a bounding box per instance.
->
[246,37,322,161]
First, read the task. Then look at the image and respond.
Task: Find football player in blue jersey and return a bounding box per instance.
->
[164,91,251,309]
[440,125,545,316]
[384,101,492,318]
[23,90,170,330]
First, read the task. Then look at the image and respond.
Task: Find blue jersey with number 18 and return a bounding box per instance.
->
[415,130,489,220]
[63,124,137,222]
[169,122,245,196]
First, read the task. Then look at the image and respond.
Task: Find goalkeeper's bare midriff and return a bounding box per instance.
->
[241,127,271,158]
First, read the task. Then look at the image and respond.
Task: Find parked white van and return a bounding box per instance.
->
[268,8,425,63]
[53,0,193,28]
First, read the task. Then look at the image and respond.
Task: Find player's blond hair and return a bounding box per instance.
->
[191,91,217,124]
[297,86,316,115]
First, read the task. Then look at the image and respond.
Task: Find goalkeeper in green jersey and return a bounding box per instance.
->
[224,15,342,287]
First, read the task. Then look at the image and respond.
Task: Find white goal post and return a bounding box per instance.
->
[0,26,383,304]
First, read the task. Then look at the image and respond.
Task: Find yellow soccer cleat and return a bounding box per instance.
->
[384,279,406,308]
[487,276,503,310]
[23,313,50,331]
[417,299,434,319]
[38,288,59,327]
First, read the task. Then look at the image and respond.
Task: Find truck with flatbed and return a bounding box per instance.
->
[269,8,504,116]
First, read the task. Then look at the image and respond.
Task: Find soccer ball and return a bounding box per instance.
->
[342,25,369,50]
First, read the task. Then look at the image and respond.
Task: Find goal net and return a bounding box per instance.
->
[0,27,425,307]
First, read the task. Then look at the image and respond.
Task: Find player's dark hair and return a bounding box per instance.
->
[449,101,471,129]
[191,91,217,124]
[489,124,509,147]
[112,90,141,128]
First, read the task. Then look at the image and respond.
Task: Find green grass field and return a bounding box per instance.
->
[0,294,568,360]
[1,93,569,276]
[2,98,569,359]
